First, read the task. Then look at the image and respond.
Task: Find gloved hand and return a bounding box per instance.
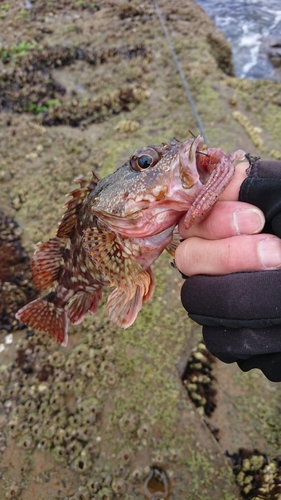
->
[176,158,281,382]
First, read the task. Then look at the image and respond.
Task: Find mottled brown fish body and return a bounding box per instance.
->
[16,135,245,345]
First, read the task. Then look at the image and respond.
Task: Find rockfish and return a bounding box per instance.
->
[16,135,244,345]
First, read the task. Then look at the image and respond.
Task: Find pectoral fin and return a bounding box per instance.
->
[83,226,150,299]
[83,226,154,326]
[165,228,181,257]
[107,267,155,328]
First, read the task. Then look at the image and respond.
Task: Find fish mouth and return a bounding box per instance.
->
[180,135,223,188]
[179,135,217,189]
[196,149,214,185]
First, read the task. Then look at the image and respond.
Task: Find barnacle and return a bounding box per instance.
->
[49,393,65,409]
[75,486,90,500]
[136,423,150,440]
[52,427,68,446]
[65,357,77,372]
[86,477,101,494]
[103,372,119,387]
[37,437,50,451]
[131,467,143,484]
[88,348,102,365]
[27,411,39,426]
[24,398,37,412]
[71,451,91,474]
[47,350,66,367]
[38,402,51,418]
[151,451,165,466]
[77,397,101,417]
[7,417,20,438]
[101,345,116,361]
[52,368,67,382]
[96,487,113,500]
[18,435,34,450]
[84,440,100,459]
[169,448,180,462]
[68,414,83,427]
[77,360,97,378]
[0,367,10,385]
[71,343,89,361]
[52,410,68,428]
[67,440,83,460]
[119,413,139,434]
[119,448,133,466]
[112,477,127,495]
[99,360,115,375]
[6,382,20,399]
[4,483,21,499]
[51,445,67,463]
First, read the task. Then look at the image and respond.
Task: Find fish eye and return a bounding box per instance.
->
[130,147,161,171]
[137,154,153,169]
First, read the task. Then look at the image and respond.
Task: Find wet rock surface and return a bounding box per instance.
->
[0,212,38,333]
[0,0,281,499]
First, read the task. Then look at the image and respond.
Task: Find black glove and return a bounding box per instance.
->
[181,158,281,382]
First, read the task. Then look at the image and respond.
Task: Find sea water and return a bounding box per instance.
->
[195,0,281,80]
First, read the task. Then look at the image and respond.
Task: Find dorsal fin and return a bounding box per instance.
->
[56,172,100,238]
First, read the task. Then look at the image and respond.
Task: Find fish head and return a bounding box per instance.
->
[90,135,235,237]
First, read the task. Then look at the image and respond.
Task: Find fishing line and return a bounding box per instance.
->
[152,0,209,145]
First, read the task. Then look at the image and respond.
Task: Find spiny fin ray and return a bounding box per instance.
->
[57,172,99,238]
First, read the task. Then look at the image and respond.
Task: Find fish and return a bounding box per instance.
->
[16,135,245,346]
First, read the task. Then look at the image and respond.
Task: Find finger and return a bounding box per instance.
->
[178,201,265,240]
[174,234,281,276]
[219,161,249,201]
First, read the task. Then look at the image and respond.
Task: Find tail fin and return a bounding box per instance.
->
[16,295,68,346]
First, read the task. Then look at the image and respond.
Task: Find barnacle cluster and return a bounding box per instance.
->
[182,341,217,417]
[115,119,140,133]
[119,4,154,20]
[0,44,150,68]
[232,111,281,160]
[39,85,149,127]
[228,448,281,499]
[0,319,175,498]
[0,43,150,123]
[0,0,101,16]
[0,211,38,332]
[0,322,114,481]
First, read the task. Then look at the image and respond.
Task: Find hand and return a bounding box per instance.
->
[175,162,281,276]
